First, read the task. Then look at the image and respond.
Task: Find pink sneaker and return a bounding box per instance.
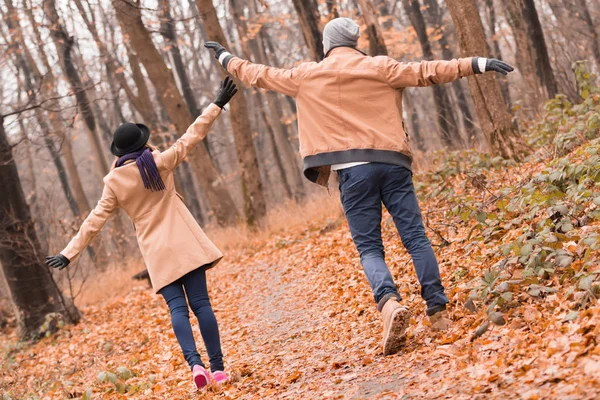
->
[192,365,210,389]
[211,370,229,386]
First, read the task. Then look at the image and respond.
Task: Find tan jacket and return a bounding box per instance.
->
[226,47,475,185]
[61,104,223,293]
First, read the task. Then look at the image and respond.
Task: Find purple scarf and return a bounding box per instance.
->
[116,148,166,192]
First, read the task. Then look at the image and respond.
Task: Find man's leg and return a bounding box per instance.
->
[338,164,399,307]
[338,164,409,354]
[379,164,449,318]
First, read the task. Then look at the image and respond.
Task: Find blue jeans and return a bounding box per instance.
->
[159,267,224,371]
[338,163,448,315]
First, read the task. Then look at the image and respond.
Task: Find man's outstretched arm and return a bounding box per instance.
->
[205,41,304,97]
[384,56,514,88]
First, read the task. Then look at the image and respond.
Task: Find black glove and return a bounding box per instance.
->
[472,57,514,76]
[205,41,234,70]
[213,76,238,109]
[45,254,70,270]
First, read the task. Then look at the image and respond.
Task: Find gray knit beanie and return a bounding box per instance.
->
[322,18,361,56]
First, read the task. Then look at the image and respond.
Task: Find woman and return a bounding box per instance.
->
[45,78,238,389]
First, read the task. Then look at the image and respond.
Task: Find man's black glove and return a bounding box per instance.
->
[205,41,234,70]
[472,57,514,76]
[45,254,70,270]
[213,76,238,109]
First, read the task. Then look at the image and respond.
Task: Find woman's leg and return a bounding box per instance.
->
[182,267,224,372]
[159,281,204,370]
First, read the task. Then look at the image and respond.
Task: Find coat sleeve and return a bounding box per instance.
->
[159,103,222,171]
[61,184,118,261]
[381,57,474,89]
[226,57,309,97]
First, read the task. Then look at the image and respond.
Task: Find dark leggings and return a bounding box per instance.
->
[159,267,224,372]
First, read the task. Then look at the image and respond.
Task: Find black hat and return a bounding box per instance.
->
[110,123,150,156]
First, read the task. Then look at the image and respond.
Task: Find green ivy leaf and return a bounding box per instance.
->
[564,311,580,322]
[97,372,107,383]
[477,212,488,223]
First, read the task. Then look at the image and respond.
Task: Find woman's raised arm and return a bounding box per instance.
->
[159,77,237,171]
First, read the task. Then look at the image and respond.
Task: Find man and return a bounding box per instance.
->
[206,18,513,355]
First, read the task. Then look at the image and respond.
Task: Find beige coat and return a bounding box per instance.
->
[226,47,475,185]
[61,104,223,293]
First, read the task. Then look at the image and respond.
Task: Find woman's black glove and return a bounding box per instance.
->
[205,41,234,70]
[472,57,514,76]
[45,254,70,270]
[213,76,238,109]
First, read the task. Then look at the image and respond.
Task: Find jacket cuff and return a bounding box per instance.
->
[217,52,234,70]
[472,57,487,74]
[472,57,480,74]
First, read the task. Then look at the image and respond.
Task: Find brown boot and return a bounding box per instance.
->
[381,299,411,356]
[429,310,452,331]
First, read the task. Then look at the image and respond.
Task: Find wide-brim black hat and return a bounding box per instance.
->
[110,123,150,156]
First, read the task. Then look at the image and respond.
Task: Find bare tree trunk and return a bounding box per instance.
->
[22,0,91,215]
[194,0,267,226]
[159,0,201,118]
[326,0,340,20]
[445,0,524,159]
[43,0,110,176]
[357,0,389,56]
[504,0,557,109]
[547,0,600,69]
[482,0,512,107]
[421,0,477,142]
[7,30,82,217]
[230,0,306,200]
[0,114,80,340]
[401,0,462,148]
[402,91,424,151]
[113,0,238,226]
[291,0,324,61]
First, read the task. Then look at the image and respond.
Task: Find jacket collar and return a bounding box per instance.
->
[324,46,367,58]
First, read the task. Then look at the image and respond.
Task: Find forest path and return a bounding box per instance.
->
[4,207,600,399]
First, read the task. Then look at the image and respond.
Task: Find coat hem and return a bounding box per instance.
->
[303,149,413,183]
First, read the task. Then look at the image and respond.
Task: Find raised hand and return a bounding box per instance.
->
[213,76,238,109]
[485,59,514,76]
[45,254,70,270]
[204,42,227,59]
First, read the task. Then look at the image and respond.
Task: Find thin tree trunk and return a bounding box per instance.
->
[230,0,306,200]
[326,0,340,20]
[159,0,201,118]
[482,0,512,106]
[402,91,424,152]
[5,19,81,219]
[113,0,238,226]
[421,0,477,142]
[357,0,389,56]
[504,0,557,109]
[194,0,267,226]
[548,0,600,69]
[22,0,91,215]
[291,0,324,61]
[43,0,110,176]
[445,0,524,159]
[401,0,462,148]
[0,114,80,340]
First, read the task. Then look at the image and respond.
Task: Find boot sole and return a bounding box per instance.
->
[383,307,410,356]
